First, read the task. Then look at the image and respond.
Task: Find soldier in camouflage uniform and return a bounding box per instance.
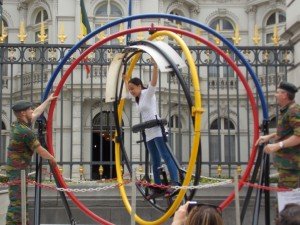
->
[256,81,300,189]
[6,95,57,225]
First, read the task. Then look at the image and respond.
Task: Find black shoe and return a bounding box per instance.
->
[146,187,165,199]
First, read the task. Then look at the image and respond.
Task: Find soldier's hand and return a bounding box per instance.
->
[49,156,57,168]
[263,143,280,154]
[47,93,58,102]
[255,136,268,146]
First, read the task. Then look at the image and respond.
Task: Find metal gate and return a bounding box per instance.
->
[0,43,294,180]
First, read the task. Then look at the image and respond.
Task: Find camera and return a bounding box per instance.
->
[187,201,199,213]
[187,201,221,214]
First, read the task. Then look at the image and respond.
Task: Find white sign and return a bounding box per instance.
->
[277,189,300,212]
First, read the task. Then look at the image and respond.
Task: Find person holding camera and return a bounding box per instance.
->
[172,201,224,225]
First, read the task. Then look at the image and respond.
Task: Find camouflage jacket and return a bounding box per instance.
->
[6,121,41,171]
[274,102,300,170]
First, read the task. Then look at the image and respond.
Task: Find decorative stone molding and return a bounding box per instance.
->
[208,109,238,124]
[245,5,257,14]
[166,1,184,13]
[269,0,285,10]
[2,9,14,27]
[190,5,200,15]
[27,0,52,24]
[17,2,28,11]
[205,8,239,25]
[1,110,7,117]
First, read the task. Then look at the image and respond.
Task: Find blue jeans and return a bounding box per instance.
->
[146,136,179,184]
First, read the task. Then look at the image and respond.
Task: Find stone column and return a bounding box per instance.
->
[50,0,59,43]
[72,99,82,179]
[190,6,200,39]
[281,0,300,101]
[245,5,257,45]
[75,0,81,43]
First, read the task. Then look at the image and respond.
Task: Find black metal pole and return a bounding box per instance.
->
[263,120,271,225]
[240,144,264,223]
[264,153,271,225]
[34,117,76,225]
[252,153,267,225]
[251,119,270,225]
[33,118,43,225]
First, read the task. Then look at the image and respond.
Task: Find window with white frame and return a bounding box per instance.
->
[208,18,235,78]
[169,9,183,25]
[169,115,182,159]
[34,9,49,43]
[95,1,123,45]
[33,8,49,77]
[264,11,286,76]
[209,117,236,163]
[265,11,286,45]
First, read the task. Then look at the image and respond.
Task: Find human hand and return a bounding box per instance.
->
[263,143,280,154]
[172,202,189,225]
[49,156,57,168]
[47,93,58,103]
[255,135,269,146]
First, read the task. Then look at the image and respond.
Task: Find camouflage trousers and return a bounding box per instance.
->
[6,169,29,225]
[277,168,300,189]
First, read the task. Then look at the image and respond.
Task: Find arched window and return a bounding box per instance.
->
[34,9,49,43]
[209,117,236,162]
[210,18,234,31]
[91,110,116,179]
[95,1,123,45]
[1,121,7,163]
[1,20,9,78]
[265,11,286,44]
[96,2,122,17]
[170,114,182,129]
[35,9,49,24]
[208,18,235,78]
[168,9,183,25]
[92,111,115,132]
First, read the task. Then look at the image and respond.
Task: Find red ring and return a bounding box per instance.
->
[46,26,259,222]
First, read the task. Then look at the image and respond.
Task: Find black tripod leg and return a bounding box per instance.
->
[34,118,76,225]
[33,156,42,225]
[264,153,271,225]
[50,165,77,225]
[252,152,268,225]
[241,145,264,223]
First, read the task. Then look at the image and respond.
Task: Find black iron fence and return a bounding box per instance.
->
[0,43,294,180]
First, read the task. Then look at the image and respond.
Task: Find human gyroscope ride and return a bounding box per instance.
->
[42,13,268,225]
[111,30,202,220]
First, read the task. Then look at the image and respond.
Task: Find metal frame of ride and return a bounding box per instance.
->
[38,13,272,225]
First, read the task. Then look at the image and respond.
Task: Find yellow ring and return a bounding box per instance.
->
[115,31,202,225]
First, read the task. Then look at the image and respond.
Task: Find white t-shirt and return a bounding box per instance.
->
[136,84,162,141]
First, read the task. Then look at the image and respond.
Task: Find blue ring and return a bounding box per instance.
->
[44,13,268,120]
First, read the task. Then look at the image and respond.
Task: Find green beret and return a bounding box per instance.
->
[12,100,32,112]
[278,81,298,94]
